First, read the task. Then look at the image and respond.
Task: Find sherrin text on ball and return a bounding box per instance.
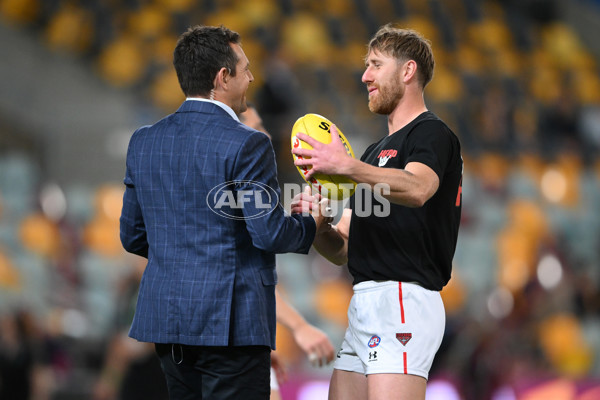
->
[291,113,356,200]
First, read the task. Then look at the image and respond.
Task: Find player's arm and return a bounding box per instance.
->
[275,289,335,366]
[345,159,439,207]
[291,189,351,265]
[292,125,439,207]
[312,208,351,265]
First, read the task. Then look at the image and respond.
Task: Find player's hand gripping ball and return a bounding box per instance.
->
[291,114,356,200]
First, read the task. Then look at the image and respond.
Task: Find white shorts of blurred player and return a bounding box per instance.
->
[270,367,279,391]
[334,280,445,379]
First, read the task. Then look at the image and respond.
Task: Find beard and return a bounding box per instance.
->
[367,75,404,115]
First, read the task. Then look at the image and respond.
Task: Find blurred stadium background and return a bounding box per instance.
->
[1,0,600,399]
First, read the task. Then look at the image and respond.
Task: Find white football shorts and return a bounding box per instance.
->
[270,367,279,390]
[333,280,445,379]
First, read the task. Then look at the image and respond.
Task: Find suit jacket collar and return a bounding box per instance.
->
[176,99,240,122]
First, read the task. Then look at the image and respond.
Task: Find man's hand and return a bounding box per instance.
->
[290,186,332,234]
[290,185,321,215]
[292,125,352,180]
[293,322,336,367]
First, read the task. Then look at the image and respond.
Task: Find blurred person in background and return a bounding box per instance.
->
[292,24,463,400]
[270,289,336,400]
[119,25,329,399]
[0,311,34,400]
[240,103,336,399]
[93,259,168,400]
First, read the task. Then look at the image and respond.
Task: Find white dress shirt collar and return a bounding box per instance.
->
[186,97,240,122]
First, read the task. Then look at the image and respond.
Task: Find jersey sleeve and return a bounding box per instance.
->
[405,120,455,181]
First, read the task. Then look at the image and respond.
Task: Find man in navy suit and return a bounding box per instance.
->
[120,25,329,399]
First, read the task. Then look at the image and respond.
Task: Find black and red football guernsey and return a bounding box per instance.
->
[347,111,462,291]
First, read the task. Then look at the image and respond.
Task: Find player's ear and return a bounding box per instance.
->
[403,60,417,83]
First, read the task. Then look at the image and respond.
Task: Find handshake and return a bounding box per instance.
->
[290,186,334,234]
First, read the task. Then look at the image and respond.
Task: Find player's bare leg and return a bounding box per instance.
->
[328,369,367,400]
[367,373,426,400]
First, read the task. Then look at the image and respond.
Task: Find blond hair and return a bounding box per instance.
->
[367,24,435,88]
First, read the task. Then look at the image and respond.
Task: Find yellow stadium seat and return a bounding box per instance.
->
[568,49,597,71]
[516,153,545,183]
[19,213,61,258]
[370,0,400,25]
[45,3,94,54]
[404,0,432,15]
[400,15,441,46]
[496,226,536,291]
[440,270,466,315]
[454,43,485,75]
[538,313,593,377]
[281,13,333,66]
[83,184,125,257]
[274,321,304,364]
[573,69,600,105]
[150,68,186,113]
[476,153,510,190]
[94,184,125,222]
[232,0,279,28]
[0,249,20,289]
[541,22,584,70]
[151,34,179,68]
[323,0,352,17]
[425,66,463,104]
[204,9,253,37]
[97,35,147,87]
[496,198,551,291]
[468,17,512,53]
[83,215,123,258]
[492,47,522,78]
[313,279,353,327]
[507,199,549,241]
[528,65,561,104]
[0,0,39,25]
[128,4,172,40]
[155,0,196,13]
[343,36,371,70]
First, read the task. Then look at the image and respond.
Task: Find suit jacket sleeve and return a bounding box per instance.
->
[120,130,149,258]
[233,130,316,253]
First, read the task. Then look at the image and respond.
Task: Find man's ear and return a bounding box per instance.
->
[403,60,418,83]
[221,67,231,85]
[214,67,230,90]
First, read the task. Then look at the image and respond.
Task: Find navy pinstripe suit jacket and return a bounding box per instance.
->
[120,100,315,349]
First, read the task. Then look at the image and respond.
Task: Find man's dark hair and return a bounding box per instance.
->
[173,25,240,97]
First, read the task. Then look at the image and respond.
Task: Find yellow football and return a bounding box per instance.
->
[291,113,356,200]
